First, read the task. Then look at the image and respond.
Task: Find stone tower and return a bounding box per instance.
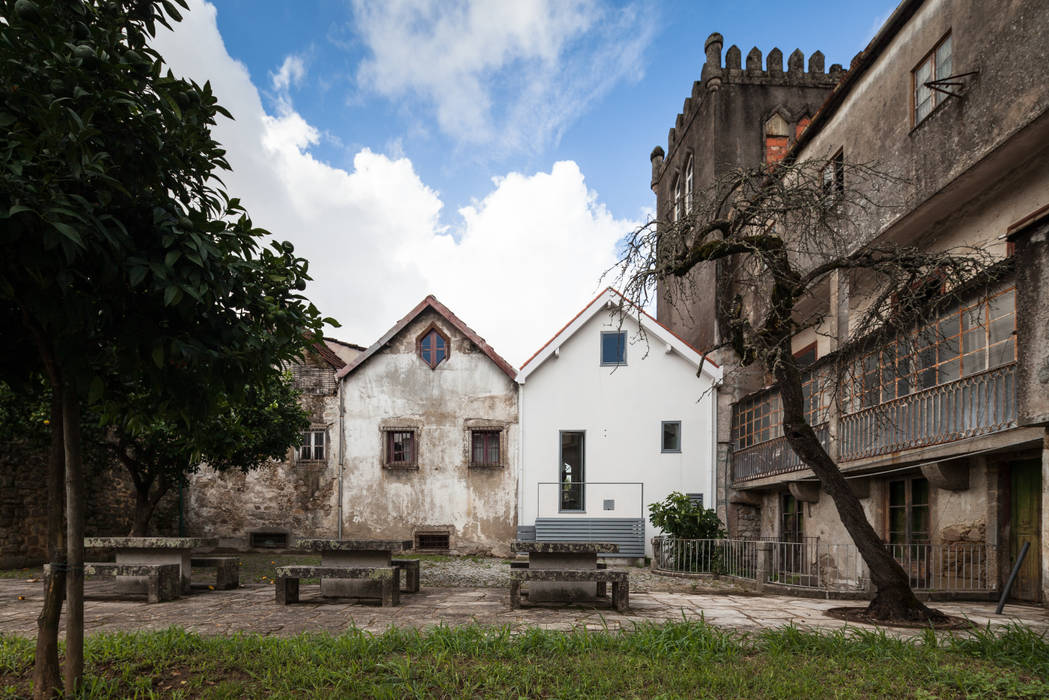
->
[651,33,843,352]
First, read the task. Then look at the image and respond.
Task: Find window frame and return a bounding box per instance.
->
[600,330,628,366]
[886,476,931,546]
[416,323,450,370]
[672,176,682,222]
[820,149,844,201]
[661,421,682,453]
[383,428,418,469]
[298,429,326,462]
[469,428,502,468]
[684,155,694,216]
[911,32,953,126]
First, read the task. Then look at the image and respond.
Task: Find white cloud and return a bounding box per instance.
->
[271,54,306,92]
[151,0,635,367]
[351,0,653,155]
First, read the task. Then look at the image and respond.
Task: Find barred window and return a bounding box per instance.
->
[384,429,417,468]
[470,430,501,467]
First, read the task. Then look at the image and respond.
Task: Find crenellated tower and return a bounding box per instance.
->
[651,33,843,353]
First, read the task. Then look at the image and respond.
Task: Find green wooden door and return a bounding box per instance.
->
[1010,460,1042,601]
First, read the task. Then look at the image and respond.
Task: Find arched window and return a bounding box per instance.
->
[419,327,449,369]
[684,155,694,215]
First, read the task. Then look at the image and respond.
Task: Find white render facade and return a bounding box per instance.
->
[517,289,722,557]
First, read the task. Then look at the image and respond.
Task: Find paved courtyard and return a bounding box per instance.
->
[2,576,1047,639]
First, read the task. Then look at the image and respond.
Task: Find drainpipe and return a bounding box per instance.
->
[710,378,720,514]
[337,378,345,539]
[517,379,525,538]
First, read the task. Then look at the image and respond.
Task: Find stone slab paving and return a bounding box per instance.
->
[2,577,1047,639]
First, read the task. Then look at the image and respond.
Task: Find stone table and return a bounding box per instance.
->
[512,540,619,602]
[84,536,217,595]
[293,539,412,598]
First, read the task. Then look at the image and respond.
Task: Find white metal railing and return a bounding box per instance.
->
[652,537,999,594]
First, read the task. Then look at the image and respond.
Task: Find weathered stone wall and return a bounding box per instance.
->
[1,441,177,568]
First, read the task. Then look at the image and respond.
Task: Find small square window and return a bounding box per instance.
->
[661,421,681,453]
[601,331,627,366]
[470,429,501,467]
[299,430,326,461]
[384,429,417,468]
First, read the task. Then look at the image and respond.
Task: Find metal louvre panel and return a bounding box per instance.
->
[516,526,537,542]
[534,518,645,557]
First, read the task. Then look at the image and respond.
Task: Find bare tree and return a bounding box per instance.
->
[612,159,1004,622]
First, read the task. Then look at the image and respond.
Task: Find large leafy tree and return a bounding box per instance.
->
[0,1,331,695]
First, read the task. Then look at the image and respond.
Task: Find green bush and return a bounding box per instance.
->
[648,491,725,539]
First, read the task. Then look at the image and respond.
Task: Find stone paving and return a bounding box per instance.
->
[2,576,1047,639]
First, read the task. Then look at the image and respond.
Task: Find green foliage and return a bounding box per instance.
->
[2,621,1049,697]
[648,491,725,539]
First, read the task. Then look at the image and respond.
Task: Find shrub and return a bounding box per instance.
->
[648,492,725,539]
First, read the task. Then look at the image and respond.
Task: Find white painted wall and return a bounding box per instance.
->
[340,309,519,556]
[519,310,717,555]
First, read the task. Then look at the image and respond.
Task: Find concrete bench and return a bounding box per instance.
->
[508,561,608,596]
[389,559,420,593]
[509,569,628,611]
[191,556,240,590]
[45,562,181,603]
[274,565,400,607]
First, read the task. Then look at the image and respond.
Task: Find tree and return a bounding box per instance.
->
[1,1,330,694]
[109,370,309,536]
[612,159,1000,622]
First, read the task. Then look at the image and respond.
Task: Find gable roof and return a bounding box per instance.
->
[335,295,518,381]
[308,340,346,369]
[516,287,722,384]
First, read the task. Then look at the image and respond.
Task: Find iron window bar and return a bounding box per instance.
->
[924,71,979,98]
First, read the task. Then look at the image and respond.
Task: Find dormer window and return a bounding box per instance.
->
[418,326,449,369]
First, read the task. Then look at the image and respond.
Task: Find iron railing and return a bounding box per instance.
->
[652,537,999,594]
[731,363,1016,482]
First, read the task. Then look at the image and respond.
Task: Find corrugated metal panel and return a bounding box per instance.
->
[534,518,645,557]
[516,525,536,541]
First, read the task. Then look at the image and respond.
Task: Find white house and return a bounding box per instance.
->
[516,288,722,557]
[335,295,520,557]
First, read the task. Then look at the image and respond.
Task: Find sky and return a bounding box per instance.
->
[152,0,898,367]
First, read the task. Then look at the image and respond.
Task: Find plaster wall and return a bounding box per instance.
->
[519,311,717,555]
[341,309,518,557]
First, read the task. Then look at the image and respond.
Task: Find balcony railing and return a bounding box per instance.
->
[732,363,1017,483]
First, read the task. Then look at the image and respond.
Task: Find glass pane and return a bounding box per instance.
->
[487,439,499,465]
[662,422,680,451]
[889,480,906,506]
[989,290,1014,320]
[472,435,484,464]
[939,357,960,383]
[989,316,1014,344]
[935,36,952,78]
[889,509,906,541]
[988,340,1015,367]
[601,332,626,364]
[939,335,959,362]
[911,478,929,505]
[560,432,585,510]
[911,506,930,541]
[939,315,960,338]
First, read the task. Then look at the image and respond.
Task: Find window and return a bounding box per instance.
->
[384,429,417,468]
[470,430,501,467]
[661,421,681,453]
[821,150,844,200]
[299,430,326,461]
[913,33,952,124]
[888,476,930,545]
[559,431,585,511]
[418,326,448,369]
[684,155,694,215]
[415,531,450,551]
[600,331,627,366]
[781,493,804,542]
[734,392,780,450]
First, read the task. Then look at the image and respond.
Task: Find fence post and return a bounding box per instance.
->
[755,541,773,593]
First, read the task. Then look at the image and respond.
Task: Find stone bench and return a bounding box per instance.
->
[389,559,420,593]
[190,556,240,590]
[274,565,400,607]
[509,569,628,611]
[508,561,609,596]
[46,562,181,603]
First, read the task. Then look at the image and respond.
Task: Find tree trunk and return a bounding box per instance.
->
[129,482,168,537]
[62,386,85,693]
[32,389,65,699]
[774,358,945,622]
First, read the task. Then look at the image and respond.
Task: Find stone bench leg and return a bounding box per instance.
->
[597,563,607,598]
[215,560,239,590]
[611,580,628,612]
[148,567,181,604]
[276,576,299,605]
[381,569,400,607]
[509,578,522,609]
[391,560,420,593]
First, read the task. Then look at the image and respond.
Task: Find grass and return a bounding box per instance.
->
[2,620,1048,698]
[0,566,41,580]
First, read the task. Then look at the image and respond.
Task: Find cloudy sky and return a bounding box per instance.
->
[153,0,896,366]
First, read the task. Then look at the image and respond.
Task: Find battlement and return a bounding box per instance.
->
[660,33,844,164]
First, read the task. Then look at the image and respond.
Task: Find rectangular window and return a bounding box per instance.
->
[888,476,930,545]
[470,429,501,467]
[384,429,417,468]
[781,494,804,542]
[600,331,627,366]
[299,430,326,461]
[661,421,681,453]
[913,33,952,125]
[821,150,844,200]
[559,431,585,511]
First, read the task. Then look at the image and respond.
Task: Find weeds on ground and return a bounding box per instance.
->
[2,620,1048,698]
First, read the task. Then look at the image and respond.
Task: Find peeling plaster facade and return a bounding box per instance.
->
[338,299,519,557]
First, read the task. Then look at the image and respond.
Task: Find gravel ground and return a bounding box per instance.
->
[419,556,750,594]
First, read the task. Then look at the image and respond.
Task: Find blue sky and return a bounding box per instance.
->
[155,0,898,365]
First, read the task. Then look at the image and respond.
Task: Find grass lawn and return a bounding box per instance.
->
[2,621,1048,698]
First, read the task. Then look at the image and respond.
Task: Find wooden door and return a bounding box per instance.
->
[1010,460,1042,601]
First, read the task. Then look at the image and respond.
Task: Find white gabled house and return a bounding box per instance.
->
[516,288,722,557]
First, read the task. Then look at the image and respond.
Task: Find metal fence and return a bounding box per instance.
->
[652,537,998,595]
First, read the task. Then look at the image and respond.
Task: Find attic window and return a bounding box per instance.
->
[418,326,449,369]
